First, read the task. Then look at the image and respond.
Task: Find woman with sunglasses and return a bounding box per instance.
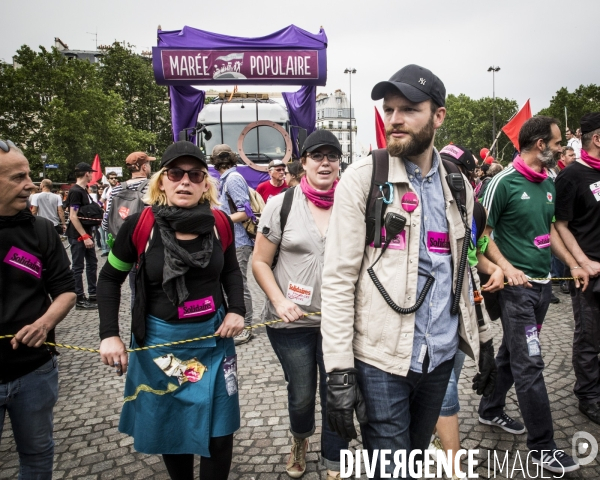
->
[252,130,347,480]
[284,160,305,188]
[97,141,245,480]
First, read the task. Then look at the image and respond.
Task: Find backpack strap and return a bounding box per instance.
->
[279,187,295,235]
[441,159,467,209]
[213,209,233,251]
[365,149,391,246]
[32,217,50,260]
[132,207,155,259]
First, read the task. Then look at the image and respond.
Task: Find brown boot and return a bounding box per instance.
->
[285,437,308,478]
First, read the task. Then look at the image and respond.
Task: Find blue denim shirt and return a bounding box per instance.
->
[218,167,253,248]
[406,153,459,373]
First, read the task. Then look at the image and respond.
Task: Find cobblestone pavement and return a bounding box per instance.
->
[1,252,599,479]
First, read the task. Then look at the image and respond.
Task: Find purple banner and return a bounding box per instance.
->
[157,49,319,84]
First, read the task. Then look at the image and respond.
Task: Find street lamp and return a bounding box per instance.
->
[487,66,500,157]
[344,68,357,163]
[41,153,48,179]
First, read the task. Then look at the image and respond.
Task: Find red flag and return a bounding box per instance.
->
[502,100,532,151]
[91,154,103,184]
[375,107,387,149]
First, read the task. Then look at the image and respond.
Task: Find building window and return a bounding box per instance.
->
[336,97,341,105]
[329,121,333,129]
[347,133,351,141]
[338,109,342,117]
[338,133,343,140]
[337,121,342,129]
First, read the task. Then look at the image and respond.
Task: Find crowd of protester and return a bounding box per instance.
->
[2,62,600,480]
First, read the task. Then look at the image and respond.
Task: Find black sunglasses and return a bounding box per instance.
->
[0,140,17,153]
[308,152,341,162]
[163,167,208,184]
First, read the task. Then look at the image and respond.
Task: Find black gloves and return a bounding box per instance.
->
[472,339,497,396]
[326,368,368,442]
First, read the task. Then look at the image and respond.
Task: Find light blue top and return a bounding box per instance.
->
[406,152,459,373]
[217,167,253,248]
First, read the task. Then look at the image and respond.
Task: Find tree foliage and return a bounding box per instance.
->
[436,94,518,164]
[537,85,600,135]
[0,43,171,182]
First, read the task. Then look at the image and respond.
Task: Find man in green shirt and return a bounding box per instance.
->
[478,116,584,474]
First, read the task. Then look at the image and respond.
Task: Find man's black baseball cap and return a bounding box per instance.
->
[301,130,342,157]
[371,64,446,107]
[160,141,208,170]
[75,162,96,172]
[439,144,477,172]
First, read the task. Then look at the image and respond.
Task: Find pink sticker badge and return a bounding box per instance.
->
[369,227,407,250]
[401,192,419,213]
[427,231,450,254]
[4,247,42,278]
[177,296,216,319]
[533,233,551,249]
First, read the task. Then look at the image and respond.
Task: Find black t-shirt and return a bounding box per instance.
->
[0,213,75,382]
[97,211,245,339]
[66,184,92,238]
[555,161,600,262]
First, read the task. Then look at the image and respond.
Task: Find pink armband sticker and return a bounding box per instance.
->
[533,234,551,249]
[4,247,42,278]
[177,296,216,319]
[427,231,450,254]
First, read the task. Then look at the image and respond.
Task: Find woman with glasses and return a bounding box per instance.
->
[252,130,347,480]
[97,141,245,480]
[284,160,305,188]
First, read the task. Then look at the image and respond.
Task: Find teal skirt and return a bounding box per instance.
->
[119,306,240,456]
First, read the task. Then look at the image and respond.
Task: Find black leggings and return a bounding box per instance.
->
[162,434,233,480]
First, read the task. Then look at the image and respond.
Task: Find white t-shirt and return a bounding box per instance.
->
[568,137,582,159]
[31,192,63,226]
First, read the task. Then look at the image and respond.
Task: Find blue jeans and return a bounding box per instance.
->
[479,283,556,451]
[69,237,98,297]
[440,349,466,417]
[0,357,59,479]
[356,355,454,479]
[267,326,348,470]
[99,227,109,254]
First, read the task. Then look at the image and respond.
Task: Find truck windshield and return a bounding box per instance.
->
[202,124,286,163]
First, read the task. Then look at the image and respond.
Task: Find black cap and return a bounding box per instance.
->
[75,162,96,173]
[160,141,208,169]
[580,112,600,135]
[371,64,446,107]
[439,144,476,172]
[301,130,342,157]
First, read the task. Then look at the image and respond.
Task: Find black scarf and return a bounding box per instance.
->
[152,202,215,306]
[0,209,34,229]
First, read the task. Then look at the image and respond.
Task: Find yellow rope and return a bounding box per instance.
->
[0,313,319,354]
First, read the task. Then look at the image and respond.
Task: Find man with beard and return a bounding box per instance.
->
[320,65,496,478]
[478,116,581,473]
[555,113,600,425]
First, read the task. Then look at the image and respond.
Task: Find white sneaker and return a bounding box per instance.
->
[234,329,252,346]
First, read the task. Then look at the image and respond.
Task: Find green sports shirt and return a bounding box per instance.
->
[481,166,555,279]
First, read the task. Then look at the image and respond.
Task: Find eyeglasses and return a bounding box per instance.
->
[0,139,17,153]
[163,167,208,184]
[273,167,286,173]
[308,152,340,162]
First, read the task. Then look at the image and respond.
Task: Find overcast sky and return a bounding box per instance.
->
[3,0,597,150]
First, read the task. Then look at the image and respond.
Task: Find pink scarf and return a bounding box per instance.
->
[300,176,338,209]
[512,155,548,183]
[581,149,600,170]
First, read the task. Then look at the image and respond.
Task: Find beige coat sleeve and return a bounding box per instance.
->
[321,163,371,372]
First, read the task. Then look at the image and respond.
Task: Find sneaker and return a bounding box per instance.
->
[88,295,97,302]
[560,283,570,294]
[76,298,98,310]
[479,413,526,434]
[426,436,444,463]
[286,437,308,478]
[579,401,600,425]
[234,329,252,346]
[101,251,109,257]
[549,293,560,304]
[531,449,579,474]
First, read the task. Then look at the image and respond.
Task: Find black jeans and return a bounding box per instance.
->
[479,283,556,451]
[69,238,98,297]
[571,278,600,404]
